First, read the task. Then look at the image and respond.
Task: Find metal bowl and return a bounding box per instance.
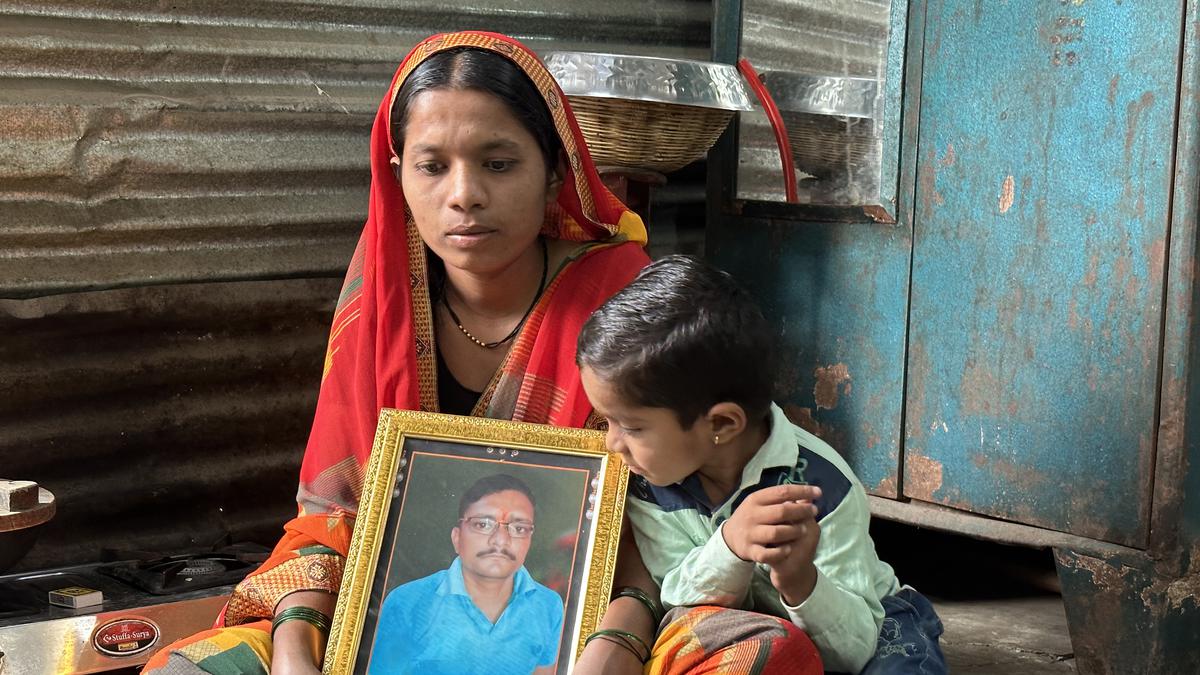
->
[543,51,755,112]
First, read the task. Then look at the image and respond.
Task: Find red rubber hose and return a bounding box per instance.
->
[737,58,798,203]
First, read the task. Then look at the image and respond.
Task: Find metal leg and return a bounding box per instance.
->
[1055,548,1200,674]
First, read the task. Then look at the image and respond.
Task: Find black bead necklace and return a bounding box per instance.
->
[443,238,547,349]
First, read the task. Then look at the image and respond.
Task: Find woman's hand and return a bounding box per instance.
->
[572,594,656,674]
[573,518,660,675]
[270,590,337,674]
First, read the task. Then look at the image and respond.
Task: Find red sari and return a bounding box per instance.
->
[205,31,648,632]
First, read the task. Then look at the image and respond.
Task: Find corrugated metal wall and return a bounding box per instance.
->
[1,0,709,571]
[741,0,887,75]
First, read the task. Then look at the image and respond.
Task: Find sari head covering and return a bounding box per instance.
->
[221,31,649,625]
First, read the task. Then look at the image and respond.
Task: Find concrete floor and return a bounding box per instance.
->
[871,519,1077,674]
[935,595,1075,673]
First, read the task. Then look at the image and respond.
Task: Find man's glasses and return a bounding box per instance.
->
[459,516,535,538]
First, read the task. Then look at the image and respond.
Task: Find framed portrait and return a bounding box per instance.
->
[324,409,628,674]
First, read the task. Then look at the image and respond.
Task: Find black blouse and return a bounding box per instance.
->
[436,350,483,416]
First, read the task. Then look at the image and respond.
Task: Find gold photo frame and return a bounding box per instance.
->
[324,409,628,674]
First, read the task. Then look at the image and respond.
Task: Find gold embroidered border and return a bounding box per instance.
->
[406,217,438,413]
[225,553,344,626]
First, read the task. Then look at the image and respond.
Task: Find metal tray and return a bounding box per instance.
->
[543,51,755,111]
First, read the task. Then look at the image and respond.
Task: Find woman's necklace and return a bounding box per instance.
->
[443,238,548,349]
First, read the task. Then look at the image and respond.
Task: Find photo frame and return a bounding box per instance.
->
[324,409,628,674]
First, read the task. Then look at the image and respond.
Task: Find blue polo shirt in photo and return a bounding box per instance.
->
[368,556,564,674]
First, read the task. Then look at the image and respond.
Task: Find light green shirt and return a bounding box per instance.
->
[626,403,899,673]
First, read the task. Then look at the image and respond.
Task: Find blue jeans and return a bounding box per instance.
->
[857,587,947,675]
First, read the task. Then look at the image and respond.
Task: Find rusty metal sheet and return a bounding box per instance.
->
[1056,548,1200,674]
[0,278,340,571]
[1155,0,1200,557]
[905,0,1183,547]
[0,0,709,298]
[709,217,910,497]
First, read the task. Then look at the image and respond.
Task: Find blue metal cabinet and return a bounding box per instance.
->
[905,0,1181,548]
[710,0,1200,671]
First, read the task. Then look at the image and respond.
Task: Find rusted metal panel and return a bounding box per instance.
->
[708,218,910,497]
[867,495,1140,560]
[1056,548,1200,674]
[1,279,340,571]
[905,0,1183,547]
[1156,0,1200,557]
[0,0,709,298]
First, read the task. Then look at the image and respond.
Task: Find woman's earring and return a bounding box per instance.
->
[713,434,721,445]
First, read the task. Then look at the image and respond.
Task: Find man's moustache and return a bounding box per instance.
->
[478,548,516,560]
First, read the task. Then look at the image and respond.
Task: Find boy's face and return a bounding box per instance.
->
[580,366,716,486]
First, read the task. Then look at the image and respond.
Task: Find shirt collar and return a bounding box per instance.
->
[652,403,798,515]
[736,403,800,490]
[704,403,799,513]
[439,556,536,598]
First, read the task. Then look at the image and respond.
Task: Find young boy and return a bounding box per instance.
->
[576,255,945,674]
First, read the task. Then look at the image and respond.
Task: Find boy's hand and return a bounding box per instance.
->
[766,512,821,607]
[721,484,820,561]
[720,484,822,607]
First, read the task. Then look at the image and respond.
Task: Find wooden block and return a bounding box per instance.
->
[0,480,39,512]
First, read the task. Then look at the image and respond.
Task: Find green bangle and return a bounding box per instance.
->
[612,585,664,625]
[585,628,652,663]
[585,633,644,663]
[271,606,332,638]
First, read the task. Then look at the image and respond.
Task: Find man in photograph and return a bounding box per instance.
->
[369,473,565,674]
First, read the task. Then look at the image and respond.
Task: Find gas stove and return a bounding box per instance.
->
[0,544,267,674]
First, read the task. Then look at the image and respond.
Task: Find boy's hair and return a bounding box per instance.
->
[576,255,774,427]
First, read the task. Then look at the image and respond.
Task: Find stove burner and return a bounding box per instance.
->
[177,559,226,577]
[97,548,264,596]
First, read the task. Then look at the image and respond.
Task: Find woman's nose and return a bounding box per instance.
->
[447,164,486,212]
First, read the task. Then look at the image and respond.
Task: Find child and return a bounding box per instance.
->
[576,255,946,674]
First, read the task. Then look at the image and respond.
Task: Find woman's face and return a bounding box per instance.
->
[400,88,559,277]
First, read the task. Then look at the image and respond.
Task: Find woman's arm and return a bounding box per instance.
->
[573,518,660,674]
[270,590,337,674]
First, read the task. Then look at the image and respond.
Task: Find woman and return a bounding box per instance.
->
[144,31,649,673]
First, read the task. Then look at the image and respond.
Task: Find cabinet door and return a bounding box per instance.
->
[905,0,1182,547]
